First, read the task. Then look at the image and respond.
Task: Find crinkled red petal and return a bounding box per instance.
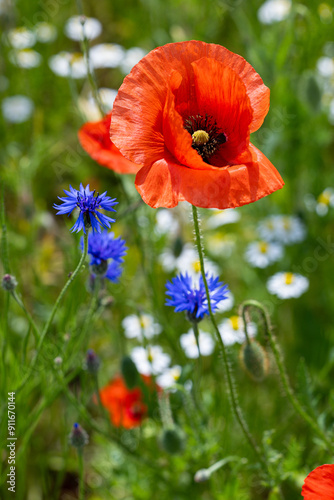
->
[302,464,334,499]
[78,113,140,174]
[135,144,284,209]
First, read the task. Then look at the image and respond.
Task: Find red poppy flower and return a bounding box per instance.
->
[302,464,334,499]
[110,41,284,209]
[78,112,140,174]
[99,375,150,429]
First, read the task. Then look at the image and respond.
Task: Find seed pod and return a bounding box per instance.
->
[160,427,185,455]
[240,340,269,382]
[121,356,139,389]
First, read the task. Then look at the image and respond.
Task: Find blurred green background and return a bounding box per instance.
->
[1,0,334,499]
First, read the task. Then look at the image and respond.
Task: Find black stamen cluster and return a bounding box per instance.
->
[184,114,227,163]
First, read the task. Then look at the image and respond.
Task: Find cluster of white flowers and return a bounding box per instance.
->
[305,187,334,216]
[49,16,147,79]
[4,24,57,69]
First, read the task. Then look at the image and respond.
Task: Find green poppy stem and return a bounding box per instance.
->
[191,205,268,472]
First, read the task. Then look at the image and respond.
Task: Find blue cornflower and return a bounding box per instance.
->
[85,231,127,266]
[81,230,127,278]
[54,184,117,234]
[165,272,229,321]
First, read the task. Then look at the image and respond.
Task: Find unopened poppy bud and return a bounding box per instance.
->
[2,274,18,292]
[160,427,185,455]
[69,423,89,449]
[194,468,210,483]
[121,356,139,389]
[172,236,183,258]
[240,340,269,382]
[85,349,100,374]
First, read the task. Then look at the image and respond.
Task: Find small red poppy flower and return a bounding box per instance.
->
[99,375,150,429]
[111,41,284,209]
[78,112,140,175]
[302,464,334,499]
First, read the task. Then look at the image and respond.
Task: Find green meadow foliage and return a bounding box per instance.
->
[1,0,334,499]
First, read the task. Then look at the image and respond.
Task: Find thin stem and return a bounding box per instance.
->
[241,299,334,454]
[191,205,268,472]
[76,0,104,116]
[80,275,100,349]
[1,292,10,389]
[1,182,10,273]
[12,290,40,343]
[78,449,85,500]
[15,233,88,393]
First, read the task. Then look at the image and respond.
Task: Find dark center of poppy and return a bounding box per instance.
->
[184,114,227,163]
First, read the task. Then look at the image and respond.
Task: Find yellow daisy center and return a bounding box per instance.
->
[284,272,294,285]
[259,242,268,254]
[230,315,240,331]
[318,191,331,205]
[192,260,201,273]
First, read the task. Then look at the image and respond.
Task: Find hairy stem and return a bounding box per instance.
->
[191,205,268,472]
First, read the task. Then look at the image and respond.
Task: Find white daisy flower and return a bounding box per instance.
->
[120,47,147,74]
[2,95,34,123]
[245,241,283,268]
[6,27,36,49]
[9,49,42,68]
[258,0,291,25]
[89,43,125,69]
[49,52,87,79]
[258,215,306,245]
[316,56,334,78]
[205,208,240,229]
[78,87,118,121]
[267,272,309,299]
[205,233,236,258]
[329,98,334,125]
[159,243,219,277]
[315,188,334,216]
[64,16,102,41]
[156,365,182,390]
[34,22,57,43]
[215,290,234,313]
[218,316,257,346]
[130,345,171,376]
[122,314,162,340]
[180,329,215,359]
[155,209,180,236]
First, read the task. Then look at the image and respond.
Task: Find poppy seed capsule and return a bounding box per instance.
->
[240,340,269,382]
[121,356,139,389]
[192,130,209,146]
[160,427,185,455]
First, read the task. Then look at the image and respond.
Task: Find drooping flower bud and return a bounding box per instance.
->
[240,340,269,382]
[69,423,89,449]
[2,274,18,292]
[85,349,100,374]
[194,468,211,483]
[121,356,139,389]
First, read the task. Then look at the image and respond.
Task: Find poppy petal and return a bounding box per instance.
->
[78,113,140,174]
[111,41,269,163]
[302,464,334,499]
[135,145,283,209]
[191,57,253,162]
